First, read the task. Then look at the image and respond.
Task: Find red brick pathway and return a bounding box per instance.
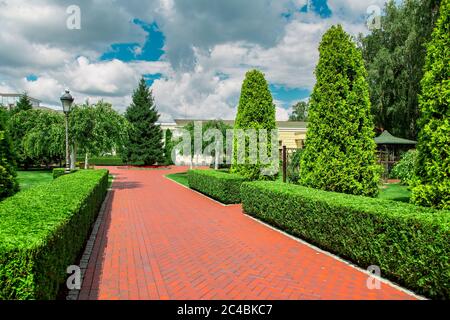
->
[79,166,417,300]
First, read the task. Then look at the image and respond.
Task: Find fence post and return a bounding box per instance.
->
[282,146,287,183]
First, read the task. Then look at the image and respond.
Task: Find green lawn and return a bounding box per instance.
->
[379,183,411,203]
[166,172,189,187]
[17,170,53,191]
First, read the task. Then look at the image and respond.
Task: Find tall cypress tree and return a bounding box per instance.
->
[300,25,381,197]
[0,106,19,200]
[412,0,449,209]
[231,69,277,180]
[124,78,164,165]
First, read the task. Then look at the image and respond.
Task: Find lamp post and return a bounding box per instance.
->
[60,90,74,174]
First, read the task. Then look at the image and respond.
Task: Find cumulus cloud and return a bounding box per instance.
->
[0,0,390,122]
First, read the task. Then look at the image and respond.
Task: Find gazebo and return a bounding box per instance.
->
[375,130,417,179]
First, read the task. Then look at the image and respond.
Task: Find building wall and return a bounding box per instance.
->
[278,130,307,149]
[159,122,307,166]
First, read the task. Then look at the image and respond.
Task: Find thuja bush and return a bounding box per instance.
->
[412,0,450,210]
[231,70,277,180]
[300,25,381,197]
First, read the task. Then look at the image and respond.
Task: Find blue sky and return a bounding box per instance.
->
[0,0,386,121]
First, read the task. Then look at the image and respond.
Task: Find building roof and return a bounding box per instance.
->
[375,130,417,145]
[173,119,308,129]
[0,93,41,103]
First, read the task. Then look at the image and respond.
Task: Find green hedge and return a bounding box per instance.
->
[188,170,247,204]
[241,181,450,299]
[52,168,78,179]
[0,169,109,300]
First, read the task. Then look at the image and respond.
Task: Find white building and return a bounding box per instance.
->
[0,93,41,110]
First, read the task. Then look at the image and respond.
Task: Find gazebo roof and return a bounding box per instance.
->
[375,130,417,145]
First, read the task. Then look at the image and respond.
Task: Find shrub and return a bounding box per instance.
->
[412,0,450,210]
[52,168,78,179]
[188,170,247,204]
[300,25,380,197]
[0,107,19,200]
[287,149,303,184]
[0,132,19,201]
[231,69,277,180]
[0,169,109,300]
[390,150,418,185]
[241,181,450,299]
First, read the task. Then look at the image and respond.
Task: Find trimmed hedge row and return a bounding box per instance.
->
[0,169,109,300]
[241,181,450,299]
[188,170,247,204]
[52,168,78,179]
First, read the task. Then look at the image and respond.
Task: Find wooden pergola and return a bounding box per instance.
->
[375,130,417,180]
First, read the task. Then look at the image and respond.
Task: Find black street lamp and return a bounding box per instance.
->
[60,90,74,174]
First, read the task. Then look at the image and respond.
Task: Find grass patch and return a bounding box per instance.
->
[166,172,189,187]
[379,183,411,203]
[17,170,53,191]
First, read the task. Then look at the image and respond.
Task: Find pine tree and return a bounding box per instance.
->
[12,93,33,114]
[124,78,163,165]
[0,106,19,200]
[412,0,449,209]
[231,69,277,180]
[300,25,381,197]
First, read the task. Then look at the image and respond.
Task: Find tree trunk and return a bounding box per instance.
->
[70,143,77,170]
[85,152,89,170]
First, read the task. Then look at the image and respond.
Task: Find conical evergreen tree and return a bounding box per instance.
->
[124,78,164,165]
[412,0,449,209]
[231,69,277,180]
[300,25,380,197]
[12,93,33,114]
[0,106,19,200]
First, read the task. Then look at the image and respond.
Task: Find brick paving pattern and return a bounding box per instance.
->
[78,166,417,300]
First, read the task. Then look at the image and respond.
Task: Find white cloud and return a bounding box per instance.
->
[0,0,391,122]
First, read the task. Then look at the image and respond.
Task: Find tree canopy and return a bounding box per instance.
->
[359,0,442,139]
[289,101,309,121]
[71,101,129,168]
[12,93,33,115]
